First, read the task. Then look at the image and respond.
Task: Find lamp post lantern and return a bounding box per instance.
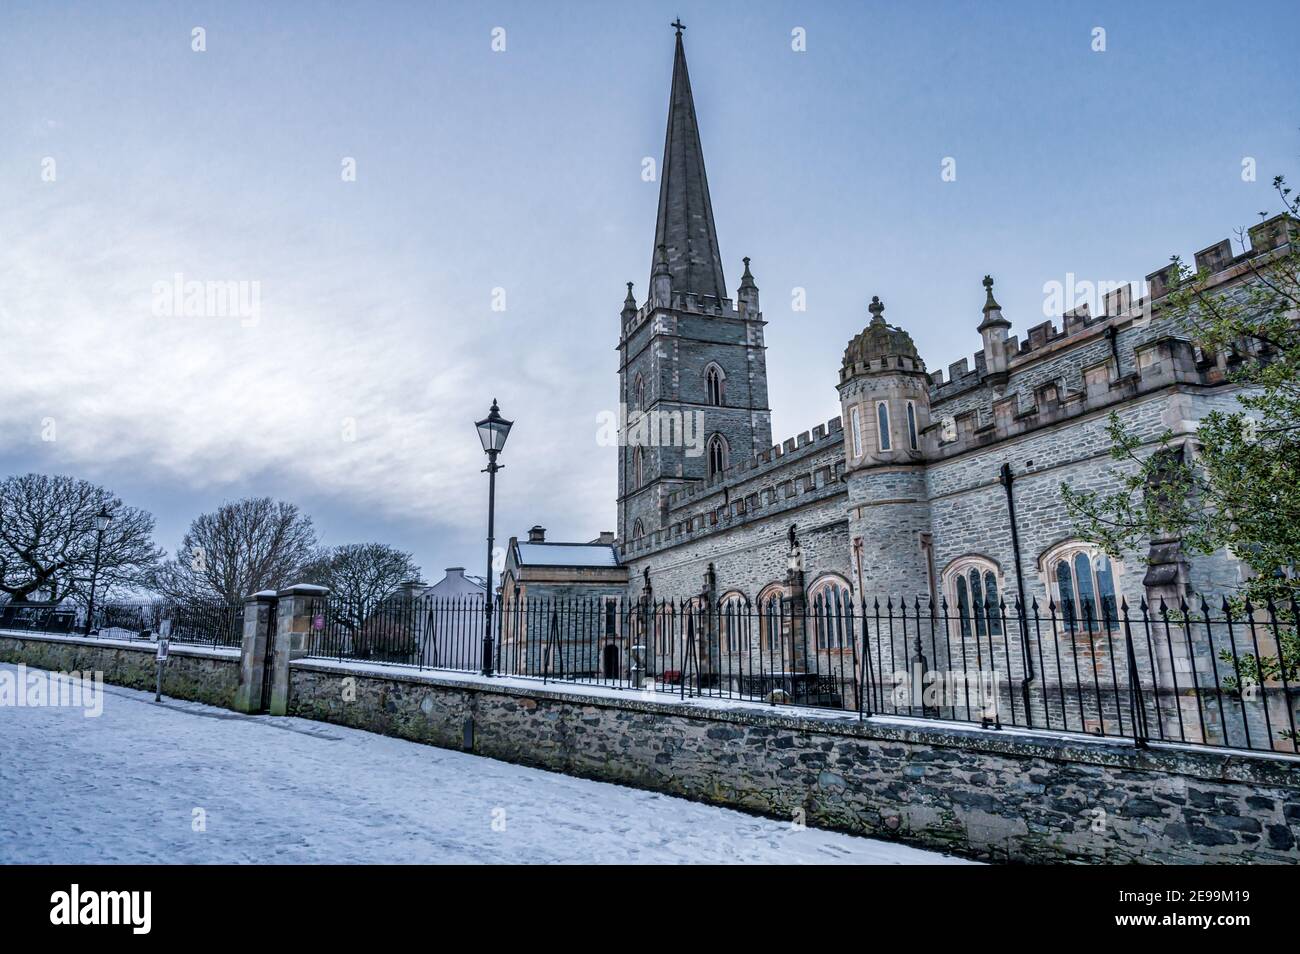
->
[475,398,512,676]
[85,504,113,636]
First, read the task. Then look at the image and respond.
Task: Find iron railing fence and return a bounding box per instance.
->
[9,586,1293,755]
[498,594,863,710]
[307,594,486,671]
[302,592,861,707]
[300,590,1299,757]
[0,600,79,634]
[862,594,1299,756]
[0,597,244,649]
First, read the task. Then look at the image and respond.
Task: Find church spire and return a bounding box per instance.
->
[651,22,727,302]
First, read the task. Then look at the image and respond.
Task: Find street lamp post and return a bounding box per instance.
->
[84,504,113,636]
[475,399,513,676]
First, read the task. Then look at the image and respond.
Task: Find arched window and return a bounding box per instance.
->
[1042,542,1121,631]
[876,402,892,451]
[906,400,919,451]
[633,373,645,411]
[809,575,853,650]
[707,433,729,481]
[943,557,1003,639]
[757,584,786,654]
[632,446,644,489]
[718,591,748,653]
[705,363,726,406]
[631,518,645,540]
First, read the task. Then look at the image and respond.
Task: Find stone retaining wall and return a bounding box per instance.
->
[0,631,241,709]
[288,659,1300,864]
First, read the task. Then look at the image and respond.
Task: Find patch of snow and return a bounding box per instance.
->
[0,662,974,865]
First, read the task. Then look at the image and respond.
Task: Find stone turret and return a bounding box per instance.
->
[837,297,933,601]
[838,297,929,471]
[736,256,759,319]
[977,275,1011,388]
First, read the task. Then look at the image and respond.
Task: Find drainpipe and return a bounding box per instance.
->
[999,462,1035,726]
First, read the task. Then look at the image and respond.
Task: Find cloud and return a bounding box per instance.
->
[0,183,501,531]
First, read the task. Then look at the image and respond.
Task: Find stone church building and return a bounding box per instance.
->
[607,25,1283,631]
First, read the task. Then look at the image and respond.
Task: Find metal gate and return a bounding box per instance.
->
[259,607,278,713]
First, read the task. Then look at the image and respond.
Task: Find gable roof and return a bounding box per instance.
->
[514,542,620,569]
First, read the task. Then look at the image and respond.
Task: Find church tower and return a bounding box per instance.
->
[617,23,773,544]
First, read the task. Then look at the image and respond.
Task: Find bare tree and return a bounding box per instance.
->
[300,543,422,659]
[301,542,421,612]
[153,497,317,603]
[0,473,160,603]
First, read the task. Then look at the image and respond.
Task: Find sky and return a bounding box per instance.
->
[1,0,1296,583]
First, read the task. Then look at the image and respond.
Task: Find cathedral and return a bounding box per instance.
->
[607,24,1281,627]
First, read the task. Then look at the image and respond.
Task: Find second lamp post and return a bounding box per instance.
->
[475,399,513,676]
[84,504,113,636]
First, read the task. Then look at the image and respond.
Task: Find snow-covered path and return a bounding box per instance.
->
[0,663,971,864]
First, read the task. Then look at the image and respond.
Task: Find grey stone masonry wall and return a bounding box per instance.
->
[0,631,241,709]
[848,467,932,601]
[923,230,1282,461]
[287,659,1300,864]
[923,225,1289,425]
[625,495,850,606]
[618,291,773,544]
[270,584,328,716]
[234,591,276,714]
[621,418,852,590]
[926,389,1192,610]
[842,338,1253,604]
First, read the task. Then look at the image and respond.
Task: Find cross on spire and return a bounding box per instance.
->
[671,18,685,35]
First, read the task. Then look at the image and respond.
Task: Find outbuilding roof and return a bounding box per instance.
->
[514,542,620,568]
